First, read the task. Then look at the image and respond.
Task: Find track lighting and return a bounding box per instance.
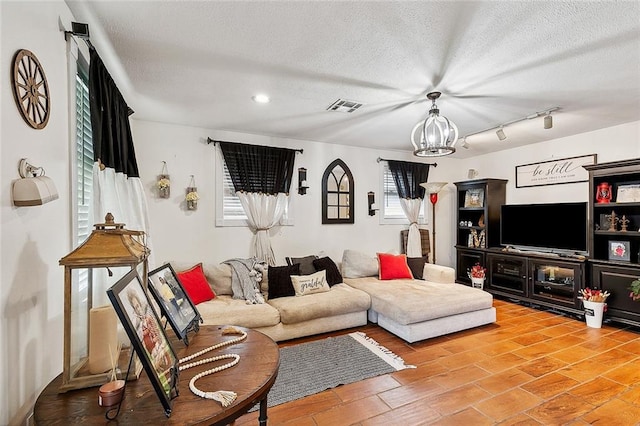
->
[459,107,559,146]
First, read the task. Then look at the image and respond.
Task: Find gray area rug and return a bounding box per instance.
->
[252,332,414,410]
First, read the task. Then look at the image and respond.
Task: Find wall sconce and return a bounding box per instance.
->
[12,158,59,206]
[368,191,378,216]
[298,167,309,195]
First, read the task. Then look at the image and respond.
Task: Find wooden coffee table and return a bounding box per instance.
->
[34,325,279,425]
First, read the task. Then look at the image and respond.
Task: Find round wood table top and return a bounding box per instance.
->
[34,325,279,425]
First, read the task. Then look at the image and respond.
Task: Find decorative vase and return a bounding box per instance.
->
[471,277,485,289]
[157,174,170,198]
[583,300,605,328]
[187,199,197,210]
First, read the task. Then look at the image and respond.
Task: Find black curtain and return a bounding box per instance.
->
[219,141,296,194]
[89,49,139,177]
[388,160,431,199]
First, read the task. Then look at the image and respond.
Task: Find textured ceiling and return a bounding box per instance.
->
[65,1,640,158]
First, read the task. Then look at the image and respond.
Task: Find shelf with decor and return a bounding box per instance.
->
[584,158,640,326]
[454,178,507,285]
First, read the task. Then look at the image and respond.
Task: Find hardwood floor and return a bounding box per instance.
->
[236,299,640,425]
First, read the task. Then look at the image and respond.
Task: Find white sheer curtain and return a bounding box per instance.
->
[91,164,152,306]
[400,198,423,257]
[237,192,288,266]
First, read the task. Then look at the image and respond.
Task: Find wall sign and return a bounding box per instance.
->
[515,154,597,188]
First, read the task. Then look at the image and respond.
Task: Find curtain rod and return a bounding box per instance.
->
[376,157,437,167]
[206,137,303,154]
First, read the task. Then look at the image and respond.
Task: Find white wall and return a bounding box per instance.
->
[133,120,640,272]
[131,120,461,268]
[1,1,75,424]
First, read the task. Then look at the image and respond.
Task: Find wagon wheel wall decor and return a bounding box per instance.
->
[12,49,50,129]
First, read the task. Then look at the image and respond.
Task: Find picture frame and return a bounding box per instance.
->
[107,269,179,417]
[464,188,484,208]
[608,240,631,262]
[148,263,201,345]
[615,182,640,203]
[515,154,596,188]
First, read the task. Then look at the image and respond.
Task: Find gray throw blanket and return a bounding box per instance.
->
[223,258,266,304]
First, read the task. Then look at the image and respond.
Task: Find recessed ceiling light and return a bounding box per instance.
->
[252,94,270,104]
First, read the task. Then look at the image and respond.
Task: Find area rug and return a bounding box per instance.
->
[251,331,415,410]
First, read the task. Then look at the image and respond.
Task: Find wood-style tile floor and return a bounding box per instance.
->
[236,299,640,425]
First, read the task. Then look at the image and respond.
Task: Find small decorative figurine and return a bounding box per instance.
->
[596,182,612,203]
[606,211,619,231]
[620,215,630,232]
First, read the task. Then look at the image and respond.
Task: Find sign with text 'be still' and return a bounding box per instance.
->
[515,154,597,188]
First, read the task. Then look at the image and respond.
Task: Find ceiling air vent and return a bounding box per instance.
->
[326,99,363,113]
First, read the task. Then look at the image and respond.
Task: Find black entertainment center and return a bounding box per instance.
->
[455,159,640,325]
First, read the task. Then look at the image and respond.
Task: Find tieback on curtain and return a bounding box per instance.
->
[255,228,270,231]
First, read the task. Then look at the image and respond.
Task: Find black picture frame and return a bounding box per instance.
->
[107,269,179,417]
[148,263,201,345]
[609,240,631,262]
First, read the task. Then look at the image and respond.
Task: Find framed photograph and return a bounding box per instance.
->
[148,263,201,344]
[616,183,640,203]
[608,240,631,262]
[464,188,484,208]
[515,154,596,188]
[107,269,178,417]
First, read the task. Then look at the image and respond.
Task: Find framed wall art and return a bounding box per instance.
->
[148,263,201,345]
[616,183,640,203]
[107,269,179,417]
[608,240,631,262]
[464,188,484,208]
[515,154,597,188]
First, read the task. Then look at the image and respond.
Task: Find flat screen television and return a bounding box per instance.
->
[500,202,588,254]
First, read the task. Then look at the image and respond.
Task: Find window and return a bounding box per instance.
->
[216,150,292,226]
[75,65,93,246]
[379,162,425,224]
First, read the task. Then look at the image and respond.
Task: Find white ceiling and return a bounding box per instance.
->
[65,1,640,159]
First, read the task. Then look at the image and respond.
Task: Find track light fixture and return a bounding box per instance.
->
[459,107,560,146]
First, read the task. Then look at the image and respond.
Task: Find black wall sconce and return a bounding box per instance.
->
[298,167,309,195]
[368,191,378,216]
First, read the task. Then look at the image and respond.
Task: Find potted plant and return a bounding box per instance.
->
[578,288,610,328]
[628,278,640,301]
[468,263,486,289]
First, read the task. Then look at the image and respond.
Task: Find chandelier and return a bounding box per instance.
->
[410,91,458,157]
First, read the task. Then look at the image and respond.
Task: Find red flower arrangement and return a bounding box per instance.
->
[579,288,610,303]
[468,263,486,279]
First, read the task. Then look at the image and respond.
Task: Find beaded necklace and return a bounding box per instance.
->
[179,327,247,406]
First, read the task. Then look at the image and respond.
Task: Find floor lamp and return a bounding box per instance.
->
[420,182,447,264]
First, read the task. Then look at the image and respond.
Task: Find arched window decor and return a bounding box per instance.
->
[322,158,354,224]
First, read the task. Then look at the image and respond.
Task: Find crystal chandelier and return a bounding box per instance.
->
[410,92,458,157]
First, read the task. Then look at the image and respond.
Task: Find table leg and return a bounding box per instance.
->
[258,396,268,425]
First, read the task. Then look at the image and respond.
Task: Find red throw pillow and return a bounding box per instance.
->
[377,253,414,280]
[176,263,215,305]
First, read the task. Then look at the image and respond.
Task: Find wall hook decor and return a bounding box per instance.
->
[157,161,170,198]
[186,175,199,210]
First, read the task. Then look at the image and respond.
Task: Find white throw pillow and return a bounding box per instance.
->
[290,270,330,297]
[341,249,379,278]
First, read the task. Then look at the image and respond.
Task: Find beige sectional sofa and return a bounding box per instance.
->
[170,261,371,342]
[340,250,496,343]
[171,251,495,343]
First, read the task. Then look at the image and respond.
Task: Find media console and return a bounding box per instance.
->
[485,249,586,315]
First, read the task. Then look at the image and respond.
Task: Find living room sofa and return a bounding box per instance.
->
[170,261,371,342]
[340,250,496,343]
[170,250,495,344]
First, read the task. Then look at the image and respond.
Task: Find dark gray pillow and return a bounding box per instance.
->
[313,256,343,286]
[285,255,318,275]
[268,264,300,299]
[407,257,427,280]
